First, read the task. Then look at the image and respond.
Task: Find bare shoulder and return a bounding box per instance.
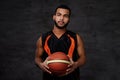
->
[76,34,84,46]
[36,36,42,48]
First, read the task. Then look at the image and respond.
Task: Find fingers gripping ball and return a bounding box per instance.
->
[47,52,70,76]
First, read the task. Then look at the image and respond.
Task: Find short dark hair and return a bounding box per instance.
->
[54,4,71,16]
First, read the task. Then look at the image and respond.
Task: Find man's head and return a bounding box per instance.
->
[53,5,71,29]
[54,5,71,17]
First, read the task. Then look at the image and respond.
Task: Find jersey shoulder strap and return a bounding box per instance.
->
[41,31,52,47]
[66,30,77,41]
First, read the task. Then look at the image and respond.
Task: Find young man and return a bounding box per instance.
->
[35,5,86,80]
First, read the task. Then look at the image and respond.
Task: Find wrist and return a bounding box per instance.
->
[74,62,79,69]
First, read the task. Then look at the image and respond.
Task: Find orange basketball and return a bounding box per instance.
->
[47,52,70,76]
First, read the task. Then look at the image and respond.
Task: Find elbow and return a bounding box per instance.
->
[34,58,37,65]
[82,56,86,65]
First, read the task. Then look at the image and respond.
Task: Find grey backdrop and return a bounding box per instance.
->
[0,0,120,80]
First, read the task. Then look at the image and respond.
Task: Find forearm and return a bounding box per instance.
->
[75,56,86,68]
[35,57,43,68]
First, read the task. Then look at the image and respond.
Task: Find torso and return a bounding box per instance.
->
[41,30,80,80]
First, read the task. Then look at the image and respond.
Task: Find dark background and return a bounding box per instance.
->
[0,0,120,80]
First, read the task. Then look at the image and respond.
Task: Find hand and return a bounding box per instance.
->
[39,58,51,74]
[66,58,78,75]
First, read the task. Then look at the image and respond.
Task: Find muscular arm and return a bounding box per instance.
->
[35,36,44,67]
[75,34,86,67]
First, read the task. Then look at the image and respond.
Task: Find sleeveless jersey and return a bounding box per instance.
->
[41,30,80,80]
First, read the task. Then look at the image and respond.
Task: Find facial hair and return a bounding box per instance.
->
[54,20,69,29]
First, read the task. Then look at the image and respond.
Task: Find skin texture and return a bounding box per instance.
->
[35,8,86,76]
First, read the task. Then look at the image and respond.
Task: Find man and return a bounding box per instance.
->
[35,4,86,80]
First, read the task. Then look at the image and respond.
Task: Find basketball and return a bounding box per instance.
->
[47,52,70,76]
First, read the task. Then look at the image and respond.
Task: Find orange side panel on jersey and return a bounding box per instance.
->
[67,34,75,58]
[44,35,51,56]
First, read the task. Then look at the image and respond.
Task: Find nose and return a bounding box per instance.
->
[60,15,64,20]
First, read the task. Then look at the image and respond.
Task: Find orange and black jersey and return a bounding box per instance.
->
[41,30,80,80]
[41,30,79,61]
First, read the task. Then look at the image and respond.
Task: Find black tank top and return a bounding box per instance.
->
[41,30,80,80]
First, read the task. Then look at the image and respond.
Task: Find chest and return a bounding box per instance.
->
[47,34,71,53]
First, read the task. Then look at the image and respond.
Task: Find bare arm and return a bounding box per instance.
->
[35,36,51,74]
[75,34,86,67]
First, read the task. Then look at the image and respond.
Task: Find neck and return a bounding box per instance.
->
[52,26,66,35]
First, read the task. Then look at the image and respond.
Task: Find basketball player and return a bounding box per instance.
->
[35,4,86,80]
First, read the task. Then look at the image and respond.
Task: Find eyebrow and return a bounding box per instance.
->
[56,12,69,16]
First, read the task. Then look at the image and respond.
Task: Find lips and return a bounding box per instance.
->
[58,21,64,25]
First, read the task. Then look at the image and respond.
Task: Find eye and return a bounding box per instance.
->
[64,14,69,18]
[56,13,61,16]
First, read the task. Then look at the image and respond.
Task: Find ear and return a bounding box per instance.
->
[53,15,55,20]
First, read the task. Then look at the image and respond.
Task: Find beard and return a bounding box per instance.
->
[54,20,69,29]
